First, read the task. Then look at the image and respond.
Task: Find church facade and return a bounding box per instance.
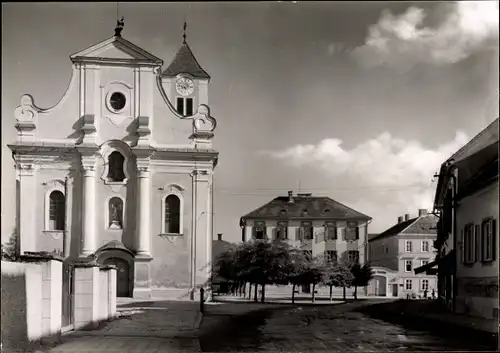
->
[8,24,218,299]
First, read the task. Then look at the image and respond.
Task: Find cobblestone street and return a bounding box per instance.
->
[199,299,497,352]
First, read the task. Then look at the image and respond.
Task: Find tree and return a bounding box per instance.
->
[322,261,354,301]
[282,249,309,304]
[296,256,325,303]
[349,262,374,300]
[1,230,19,262]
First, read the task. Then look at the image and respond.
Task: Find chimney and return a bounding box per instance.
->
[398,216,403,224]
[217,233,222,241]
[418,209,427,217]
[404,214,410,221]
[288,191,294,203]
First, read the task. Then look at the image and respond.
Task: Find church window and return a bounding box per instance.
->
[176,97,194,117]
[107,151,126,182]
[108,197,124,229]
[164,195,181,234]
[109,92,126,111]
[49,191,65,231]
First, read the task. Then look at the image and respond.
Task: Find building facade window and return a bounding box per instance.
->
[347,250,359,264]
[421,240,429,252]
[164,195,181,234]
[325,221,337,241]
[345,221,359,241]
[176,97,194,117]
[300,221,313,240]
[276,221,288,240]
[404,260,412,272]
[254,221,266,240]
[481,219,496,262]
[48,191,65,231]
[405,240,412,252]
[107,151,126,182]
[463,224,475,264]
[405,279,412,290]
[421,259,429,267]
[324,250,337,263]
[421,279,429,291]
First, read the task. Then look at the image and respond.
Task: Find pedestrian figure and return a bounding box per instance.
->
[406,293,410,300]
[424,289,428,299]
[432,289,436,299]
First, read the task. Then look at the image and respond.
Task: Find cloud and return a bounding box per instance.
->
[262,131,469,232]
[352,1,499,71]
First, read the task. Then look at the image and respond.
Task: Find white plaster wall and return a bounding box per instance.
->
[455,182,499,319]
[456,182,498,279]
[1,261,43,348]
[36,67,80,140]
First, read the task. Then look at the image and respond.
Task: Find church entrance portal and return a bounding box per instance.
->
[104,258,130,297]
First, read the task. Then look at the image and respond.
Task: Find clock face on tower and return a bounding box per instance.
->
[176,77,194,97]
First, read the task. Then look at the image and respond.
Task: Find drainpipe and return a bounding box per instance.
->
[446,161,458,313]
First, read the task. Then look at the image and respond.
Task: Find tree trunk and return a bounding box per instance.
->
[343,286,346,301]
[329,285,333,302]
[248,283,252,299]
[292,284,296,304]
[312,283,316,303]
[260,284,266,303]
[354,285,358,300]
[254,283,258,302]
[243,282,246,297]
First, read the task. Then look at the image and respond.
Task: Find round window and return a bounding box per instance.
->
[109,92,126,111]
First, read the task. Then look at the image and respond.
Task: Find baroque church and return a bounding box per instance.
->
[8,20,218,299]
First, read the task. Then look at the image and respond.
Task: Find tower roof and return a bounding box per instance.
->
[162,42,210,79]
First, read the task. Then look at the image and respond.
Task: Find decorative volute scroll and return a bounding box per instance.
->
[14,94,39,142]
[189,105,217,149]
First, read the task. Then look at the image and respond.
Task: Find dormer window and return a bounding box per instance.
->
[176,97,194,117]
[280,209,287,217]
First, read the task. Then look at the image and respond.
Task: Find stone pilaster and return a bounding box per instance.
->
[191,169,213,296]
[80,157,97,256]
[17,161,38,254]
[133,160,152,299]
[135,163,151,257]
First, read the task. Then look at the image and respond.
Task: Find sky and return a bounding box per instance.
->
[2,1,499,244]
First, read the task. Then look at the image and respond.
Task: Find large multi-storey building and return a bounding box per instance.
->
[240,191,371,293]
[240,191,371,262]
[368,209,438,297]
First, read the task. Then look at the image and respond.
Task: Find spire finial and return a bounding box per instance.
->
[115,16,125,37]
[183,21,187,43]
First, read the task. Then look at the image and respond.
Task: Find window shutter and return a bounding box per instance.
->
[355,227,360,240]
[475,225,481,263]
[295,227,301,241]
[252,226,256,240]
[460,229,464,264]
[492,220,497,260]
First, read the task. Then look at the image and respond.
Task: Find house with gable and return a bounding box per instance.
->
[417,118,498,320]
[8,21,218,300]
[368,209,438,298]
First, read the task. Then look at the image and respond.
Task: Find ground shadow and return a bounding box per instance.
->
[357,299,498,351]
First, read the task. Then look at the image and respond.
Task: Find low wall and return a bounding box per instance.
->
[1,261,43,351]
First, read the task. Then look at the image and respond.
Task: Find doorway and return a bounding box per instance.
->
[104,258,130,297]
[372,275,387,296]
[392,283,398,297]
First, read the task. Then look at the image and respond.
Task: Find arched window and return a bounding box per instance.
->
[164,195,180,234]
[108,197,124,229]
[49,191,65,231]
[107,151,126,182]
